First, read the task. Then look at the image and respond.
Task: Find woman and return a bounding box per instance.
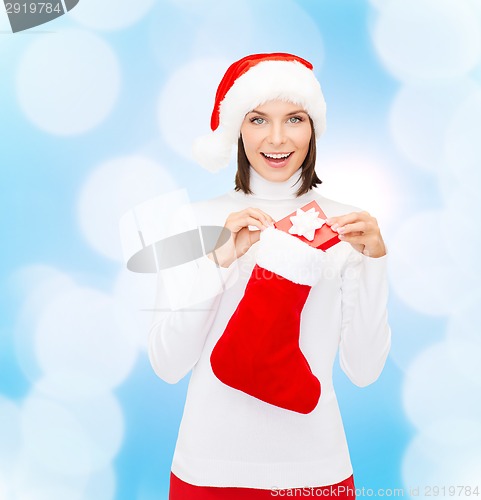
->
[148,53,391,499]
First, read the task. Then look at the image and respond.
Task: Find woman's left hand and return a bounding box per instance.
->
[325,211,386,258]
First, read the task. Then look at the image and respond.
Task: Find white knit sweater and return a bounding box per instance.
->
[148,166,391,489]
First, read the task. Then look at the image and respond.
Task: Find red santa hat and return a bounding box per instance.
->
[192,52,327,172]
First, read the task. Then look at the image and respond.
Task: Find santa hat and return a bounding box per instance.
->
[192,52,327,173]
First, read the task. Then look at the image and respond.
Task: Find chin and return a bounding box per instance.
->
[256,165,301,182]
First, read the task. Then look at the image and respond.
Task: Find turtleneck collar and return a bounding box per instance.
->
[234,166,304,201]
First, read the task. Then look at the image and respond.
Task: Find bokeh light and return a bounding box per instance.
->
[372,0,481,82]
[16,29,120,135]
[402,427,481,489]
[3,0,481,496]
[68,0,155,31]
[34,286,139,393]
[389,79,480,171]
[113,268,158,351]
[77,155,177,261]
[12,265,77,384]
[442,89,481,195]
[158,57,232,162]
[318,153,400,231]
[388,210,478,315]
[0,396,22,476]
[403,342,481,430]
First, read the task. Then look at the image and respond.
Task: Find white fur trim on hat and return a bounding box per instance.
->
[221,60,326,137]
[193,59,326,172]
[256,226,324,287]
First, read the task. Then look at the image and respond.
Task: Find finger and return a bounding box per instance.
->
[242,208,275,228]
[338,233,367,243]
[250,207,275,224]
[339,230,363,237]
[335,222,367,235]
[227,212,268,232]
[243,215,269,231]
[326,211,370,228]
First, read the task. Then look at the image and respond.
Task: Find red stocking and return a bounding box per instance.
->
[210,226,323,414]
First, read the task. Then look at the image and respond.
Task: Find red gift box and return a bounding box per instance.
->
[274,200,340,251]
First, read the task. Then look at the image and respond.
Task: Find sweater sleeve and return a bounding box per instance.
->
[338,248,391,387]
[148,255,238,384]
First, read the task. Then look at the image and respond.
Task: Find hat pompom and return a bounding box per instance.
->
[192,130,234,173]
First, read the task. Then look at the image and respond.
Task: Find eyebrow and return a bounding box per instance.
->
[248,109,308,117]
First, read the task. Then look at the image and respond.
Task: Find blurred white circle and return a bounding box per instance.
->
[0,475,7,499]
[445,337,481,387]
[83,465,116,500]
[372,0,481,82]
[12,427,117,499]
[388,210,477,315]
[21,391,124,476]
[148,3,196,72]
[158,57,233,163]
[402,433,450,489]
[368,0,395,8]
[442,89,481,195]
[186,0,325,71]
[11,265,77,383]
[442,187,481,279]
[21,395,93,476]
[153,0,324,75]
[454,457,481,487]
[0,397,22,476]
[318,153,399,229]
[0,2,10,29]
[16,29,120,135]
[402,342,481,430]
[191,1,253,59]
[241,0,325,69]
[402,426,481,490]
[166,0,219,10]
[61,393,124,473]
[68,0,155,31]
[9,264,76,301]
[12,452,87,499]
[14,483,83,500]
[35,371,115,402]
[446,298,481,347]
[389,323,444,373]
[34,286,139,393]
[389,79,480,171]
[77,155,177,261]
[466,0,481,24]
[113,268,159,351]
[0,5,15,58]
[422,417,481,446]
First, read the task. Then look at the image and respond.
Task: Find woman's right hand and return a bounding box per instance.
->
[208,208,275,268]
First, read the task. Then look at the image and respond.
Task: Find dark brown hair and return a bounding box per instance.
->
[234,117,322,197]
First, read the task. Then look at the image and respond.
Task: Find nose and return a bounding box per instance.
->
[266,122,287,146]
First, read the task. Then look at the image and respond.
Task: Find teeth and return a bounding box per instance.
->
[263,153,291,159]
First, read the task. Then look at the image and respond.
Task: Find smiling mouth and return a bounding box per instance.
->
[261,152,293,160]
[260,151,294,169]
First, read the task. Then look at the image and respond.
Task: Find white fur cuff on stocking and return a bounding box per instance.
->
[256,226,324,287]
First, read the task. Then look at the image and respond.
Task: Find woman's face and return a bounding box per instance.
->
[240,100,312,183]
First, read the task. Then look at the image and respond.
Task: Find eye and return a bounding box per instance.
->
[288,116,303,124]
[250,117,266,125]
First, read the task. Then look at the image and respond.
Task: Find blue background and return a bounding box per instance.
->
[2,0,480,498]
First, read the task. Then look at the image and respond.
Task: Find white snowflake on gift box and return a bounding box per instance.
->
[288,207,326,241]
